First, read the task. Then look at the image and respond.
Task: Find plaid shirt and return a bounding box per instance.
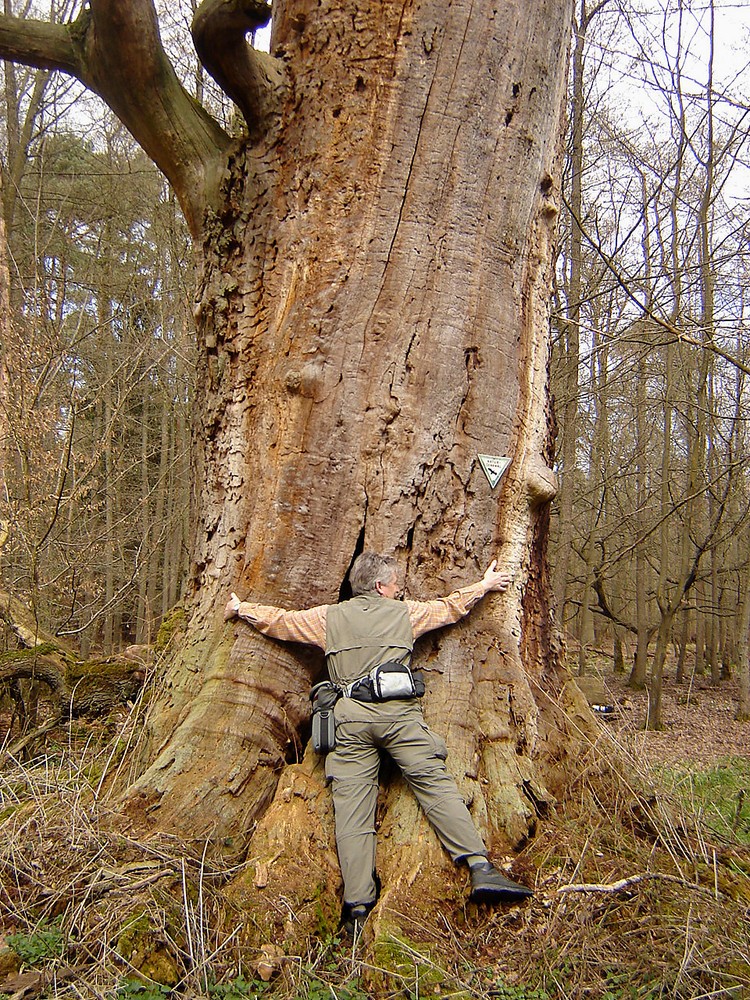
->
[234,578,490,648]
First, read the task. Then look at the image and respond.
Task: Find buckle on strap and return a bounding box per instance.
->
[344,676,375,702]
[310,680,341,709]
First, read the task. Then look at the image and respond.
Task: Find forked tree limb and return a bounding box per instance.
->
[0,586,147,736]
[0,14,79,74]
[192,0,283,137]
[0,0,235,234]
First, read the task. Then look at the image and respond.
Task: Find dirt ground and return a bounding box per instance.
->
[587,670,749,769]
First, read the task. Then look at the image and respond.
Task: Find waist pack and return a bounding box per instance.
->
[310,663,425,752]
[348,661,425,702]
[310,680,340,753]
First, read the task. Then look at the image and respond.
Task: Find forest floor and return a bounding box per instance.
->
[591,670,749,767]
[1,668,749,999]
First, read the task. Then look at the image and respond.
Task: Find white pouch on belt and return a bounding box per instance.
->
[368,661,422,700]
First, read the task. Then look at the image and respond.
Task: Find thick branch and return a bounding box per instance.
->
[0,2,232,236]
[0,15,79,74]
[192,0,282,136]
[0,587,75,652]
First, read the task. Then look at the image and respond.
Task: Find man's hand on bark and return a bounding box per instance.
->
[224,592,241,620]
[482,560,513,593]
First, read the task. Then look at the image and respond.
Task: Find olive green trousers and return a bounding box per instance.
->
[324,698,487,906]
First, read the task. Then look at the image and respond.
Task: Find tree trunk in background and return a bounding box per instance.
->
[147,404,170,635]
[553,0,587,623]
[102,294,117,654]
[675,610,689,683]
[630,338,649,689]
[613,627,625,674]
[694,586,706,676]
[136,386,152,645]
[162,405,187,615]
[0,171,10,548]
[709,540,720,683]
[737,558,750,721]
[577,318,607,678]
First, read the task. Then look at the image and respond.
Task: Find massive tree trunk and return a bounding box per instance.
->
[0,0,583,939]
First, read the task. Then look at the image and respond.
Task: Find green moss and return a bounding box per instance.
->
[69,660,134,681]
[156,606,187,651]
[116,913,150,957]
[115,913,179,987]
[371,929,448,995]
[0,644,70,666]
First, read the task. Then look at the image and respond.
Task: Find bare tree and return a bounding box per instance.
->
[552,0,750,726]
[0,121,193,651]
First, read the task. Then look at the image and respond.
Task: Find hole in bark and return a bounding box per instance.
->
[332,107,342,118]
[338,522,366,602]
[355,75,366,92]
[505,110,514,126]
[512,82,521,97]
[293,721,312,762]
[405,525,415,552]
[523,779,549,820]
[540,173,553,195]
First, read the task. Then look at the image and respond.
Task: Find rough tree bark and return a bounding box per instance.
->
[0,0,587,941]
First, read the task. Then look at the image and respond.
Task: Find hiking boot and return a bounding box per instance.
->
[469,861,533,903]
[341,902,370,938]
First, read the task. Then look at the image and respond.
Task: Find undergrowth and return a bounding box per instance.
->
[1,696,749,999]
[654,756,750,846]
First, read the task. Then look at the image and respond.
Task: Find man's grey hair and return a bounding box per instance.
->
[349,552,398,596]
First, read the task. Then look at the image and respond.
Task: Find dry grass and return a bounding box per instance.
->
[1,695,749,1000]
[502,734,750,998]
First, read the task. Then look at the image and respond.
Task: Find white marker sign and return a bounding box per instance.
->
[478,454,511,489]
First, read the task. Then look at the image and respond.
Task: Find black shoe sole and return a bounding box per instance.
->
[470,887,533,903]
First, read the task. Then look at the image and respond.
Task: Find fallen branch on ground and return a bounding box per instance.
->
[557,871,719,896]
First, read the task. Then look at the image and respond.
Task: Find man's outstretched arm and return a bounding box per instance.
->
[223,593,328,648]
[407,560,513,639]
